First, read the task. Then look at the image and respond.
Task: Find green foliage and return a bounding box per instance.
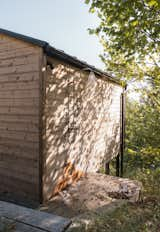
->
[125,98,160,168]
[125,98,160,149]
[83,1,160,231]
[123,97,160,200]
[86,0,160,61]
[85,0,160,166]
[87,201,160,232]
[85,0,160,89]
[92,96,160,231]
[68,195,160,232]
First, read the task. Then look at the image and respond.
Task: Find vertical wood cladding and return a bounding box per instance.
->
[0,34,42,203]
[43,57,123,200]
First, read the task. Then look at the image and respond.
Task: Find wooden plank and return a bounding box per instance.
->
[0,105,38,115]
[0,175,39,197]
[0,166,38,185]
[0,138,39,149]
[0,35,41,202]
[0,98,39,107]
[0,121,38,132]
[0,57,39,69]
[0,166,38,184]
[0,163,38,183]
[0,217,45,232]
[0,63,39,75]
[0,34,36,47]
[0,42,33,52]
[0,47,40,60]
[0,114,38,123]
[0,36,24,44]
[0,72,39,83]
[0,80,39,90]
[0,157,38,169]
[0,106,39,115]
[0,89,39,98]
[0,145,38,160]
[0,171,38,187]
[0,130,39,142]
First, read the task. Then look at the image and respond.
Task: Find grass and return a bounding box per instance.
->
[68,197,160,232]
[1,155,160,232]
[86,198,160,232]
[67,159,160,232]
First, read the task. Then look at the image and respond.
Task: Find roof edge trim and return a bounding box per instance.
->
[0,28,121,85]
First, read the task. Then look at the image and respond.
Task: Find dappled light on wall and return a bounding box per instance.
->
[43,58,123,200]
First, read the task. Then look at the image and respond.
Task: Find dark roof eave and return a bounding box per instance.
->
[0,28,48,48]
[0,28,121,85]
[45,45,121,85]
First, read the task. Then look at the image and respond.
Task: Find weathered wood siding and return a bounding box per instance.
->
[0,34,42,203]
[43,57,123,200]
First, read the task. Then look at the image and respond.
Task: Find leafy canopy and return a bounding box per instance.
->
[85,0,160,82]
[85,0,160,182]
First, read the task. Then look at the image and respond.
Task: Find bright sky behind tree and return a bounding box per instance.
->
[0,0,104,69]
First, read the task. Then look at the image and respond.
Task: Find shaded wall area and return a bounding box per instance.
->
[0,34,42,203]
[43,57,123,200]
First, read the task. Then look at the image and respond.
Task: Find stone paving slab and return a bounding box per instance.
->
[0,201,71,232]
[0,217,45,232]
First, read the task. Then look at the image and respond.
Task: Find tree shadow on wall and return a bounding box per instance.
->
[43,61,122,201]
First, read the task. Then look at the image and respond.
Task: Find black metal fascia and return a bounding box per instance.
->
[44,45,121,85]
[0,28,121,85]
[0,28,48,48]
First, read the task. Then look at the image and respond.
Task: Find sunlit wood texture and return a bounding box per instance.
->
[43,57,123,200]
[0,33,123,204]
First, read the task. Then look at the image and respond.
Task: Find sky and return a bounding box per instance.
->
[0,0,104,69]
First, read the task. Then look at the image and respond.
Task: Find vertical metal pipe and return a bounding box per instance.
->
[120,89,126,177]
[116,154,120,176]
[105,162,110,175]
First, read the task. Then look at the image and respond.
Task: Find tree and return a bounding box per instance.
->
[85,0,160,138]
[85,0,160,179]
[85,0,160,84]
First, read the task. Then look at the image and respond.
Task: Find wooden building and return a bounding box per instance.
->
[0,28,125,204]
